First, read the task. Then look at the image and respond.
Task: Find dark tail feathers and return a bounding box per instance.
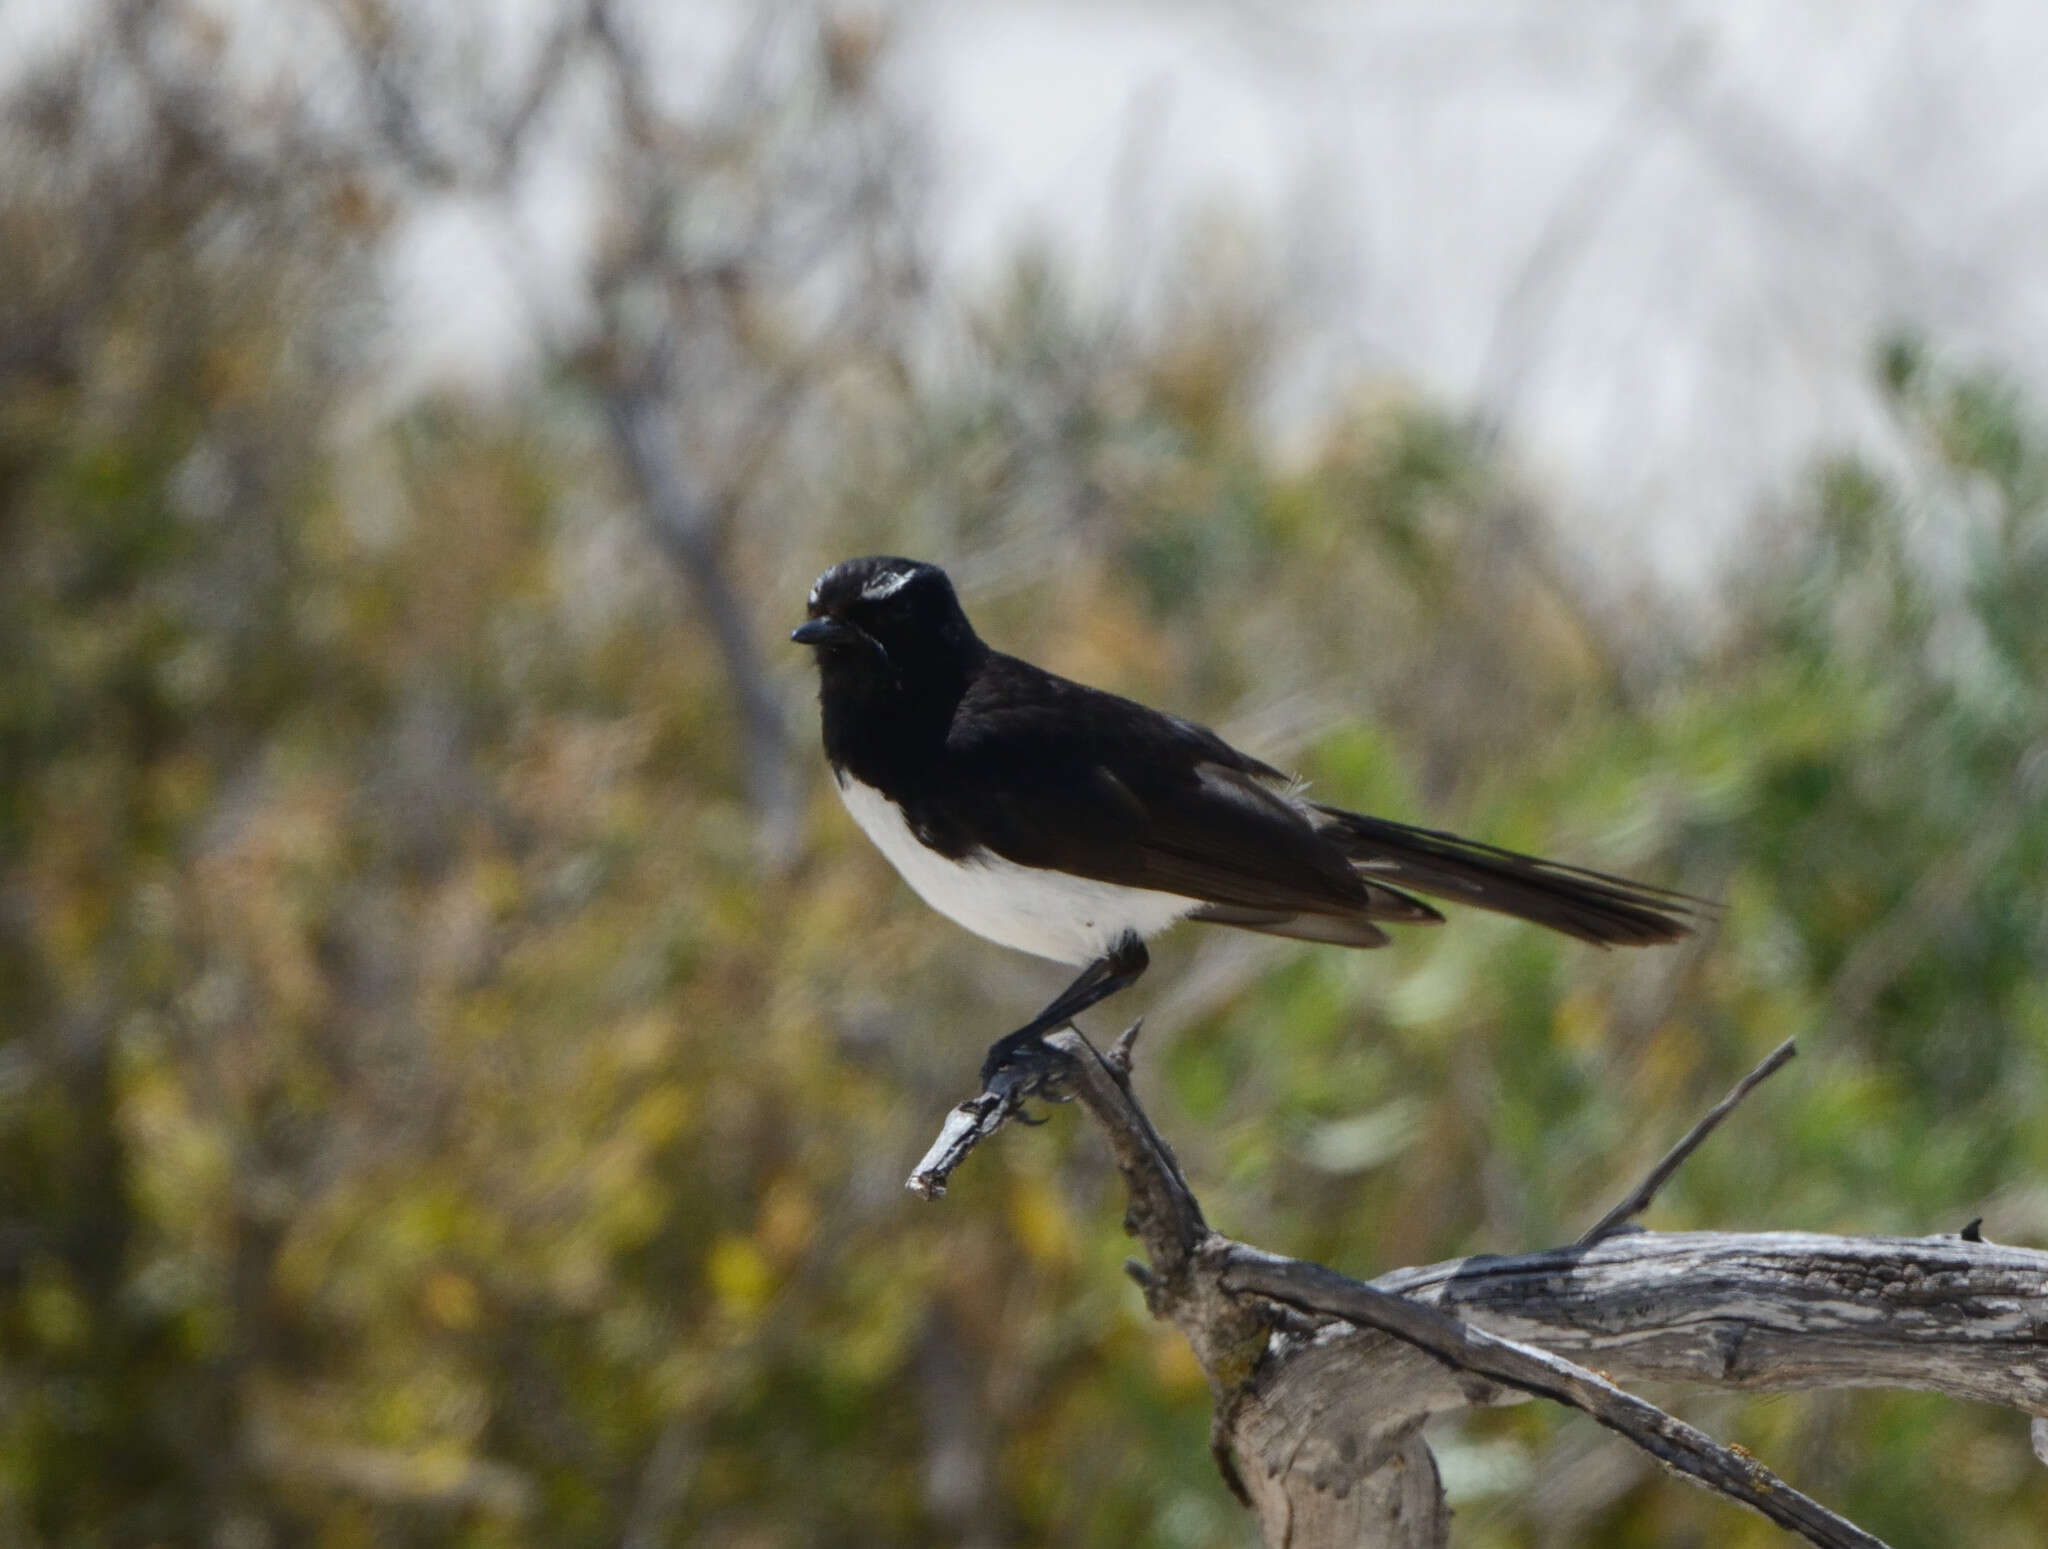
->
[1312,806,1706,947]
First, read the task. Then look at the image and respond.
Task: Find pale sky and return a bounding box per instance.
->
[15,0,2046,590]
[890,0,2048,586]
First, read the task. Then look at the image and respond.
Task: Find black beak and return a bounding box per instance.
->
[791,616,861,648]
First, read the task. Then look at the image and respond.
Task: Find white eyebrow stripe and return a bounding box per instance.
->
[860,569,915,601]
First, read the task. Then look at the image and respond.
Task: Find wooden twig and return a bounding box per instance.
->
[909,1025,1210,1260]
[906,1053,1074,1200]
[1577,1037,1798,1247]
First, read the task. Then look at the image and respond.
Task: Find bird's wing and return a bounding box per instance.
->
[936,656,1437,923]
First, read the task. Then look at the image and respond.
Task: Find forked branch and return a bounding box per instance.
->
[912,1031,2048,1548]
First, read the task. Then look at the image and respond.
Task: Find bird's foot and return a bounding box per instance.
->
[979,1030,1080,1116]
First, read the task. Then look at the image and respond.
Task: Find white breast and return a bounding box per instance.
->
[835,774,1198,966]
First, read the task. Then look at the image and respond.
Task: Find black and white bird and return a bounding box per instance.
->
[792,555,1699,1083]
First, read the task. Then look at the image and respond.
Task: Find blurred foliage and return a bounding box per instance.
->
[3,13,2047,1549]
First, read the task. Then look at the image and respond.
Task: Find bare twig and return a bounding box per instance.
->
[1577,1037,1798,1247]
[1105,1017,1144,1074]
[317,0,596,190]
[908,1025,1209,1267]
[906,1054,1071,1200]
[602,385,801,861]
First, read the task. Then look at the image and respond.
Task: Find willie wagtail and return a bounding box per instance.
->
[793,556,1699,1084]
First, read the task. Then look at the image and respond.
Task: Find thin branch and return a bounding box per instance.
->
[1222,1248,1887,1549]
[908,1022,1207,1260]
[906,1057,1062,1200]
[1578,1037,1798,1247]
[315,0,463,188]
[601,384,801,861]
[318,0,595,191]
[480,0,599,185]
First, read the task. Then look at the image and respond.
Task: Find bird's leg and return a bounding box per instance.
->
[980,932,1151,1087]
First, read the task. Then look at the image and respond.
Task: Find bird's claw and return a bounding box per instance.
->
[980,1032,1080,1111]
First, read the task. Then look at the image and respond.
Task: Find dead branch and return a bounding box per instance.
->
[913,1029,2048,1548]
[1577,1035,1796,1246]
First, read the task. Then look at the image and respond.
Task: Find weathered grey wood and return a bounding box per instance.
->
[911,1032,2048,1548]
[1381,1232,2048,1414]
[1224,1248,1885,1549]
[1230,1412,1449,1549]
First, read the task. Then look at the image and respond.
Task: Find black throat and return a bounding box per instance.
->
[817,631,986,795]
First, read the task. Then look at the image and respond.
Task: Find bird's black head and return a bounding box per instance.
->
[791,557,982,679]
[793,557,987,768]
